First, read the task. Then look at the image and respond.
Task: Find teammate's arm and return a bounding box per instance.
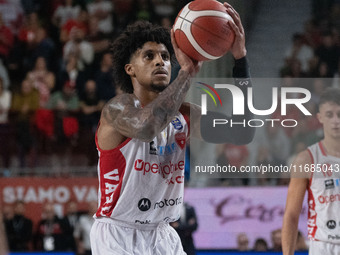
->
[282,150,312,255]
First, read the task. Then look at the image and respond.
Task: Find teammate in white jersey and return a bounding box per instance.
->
[282,88,340,255]
[90,3,253,255]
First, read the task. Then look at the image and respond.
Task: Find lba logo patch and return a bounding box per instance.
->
[171,117,183,130]
[175,132,186,150]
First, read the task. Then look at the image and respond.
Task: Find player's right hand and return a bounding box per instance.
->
[171,29,202,76]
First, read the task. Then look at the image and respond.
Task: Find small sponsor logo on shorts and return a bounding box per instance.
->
[327,220,336,229]
[171,117,183,130]
[138,198,151,211]
[135,219,151,224]
[325,179,335,190]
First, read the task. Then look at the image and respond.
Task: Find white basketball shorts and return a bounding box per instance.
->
[90,218,186,255]
[309,240,340,255]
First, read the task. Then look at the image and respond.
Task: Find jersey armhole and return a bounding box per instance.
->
[95,121,131,152]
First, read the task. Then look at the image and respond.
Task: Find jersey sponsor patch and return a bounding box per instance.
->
[171,117,183,130]
[149,141,179,156]
[325,179,335,190]
[138,198,151,211]
[327,220,336,229]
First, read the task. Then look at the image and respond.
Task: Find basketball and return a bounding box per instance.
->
[173,0,235,61]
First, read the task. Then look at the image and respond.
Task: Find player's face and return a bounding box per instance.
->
[318,102,340,139]
[126,42,171,92]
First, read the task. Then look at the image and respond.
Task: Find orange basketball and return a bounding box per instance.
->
[173,0,235,61]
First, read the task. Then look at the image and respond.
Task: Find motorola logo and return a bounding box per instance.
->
[138,198,151,211]
[327,220,336,229]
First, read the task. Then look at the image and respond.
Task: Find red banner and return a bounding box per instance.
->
[0,177,98,226]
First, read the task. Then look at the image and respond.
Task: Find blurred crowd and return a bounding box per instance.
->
[3,200,97,253]
[0,0,189,176]
[214,0,340,187]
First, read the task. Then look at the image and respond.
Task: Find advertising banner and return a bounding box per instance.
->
[184,187,308,249]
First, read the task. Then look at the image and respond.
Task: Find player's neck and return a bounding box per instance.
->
[322,137,340,158]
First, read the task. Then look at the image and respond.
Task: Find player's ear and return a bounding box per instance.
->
[125,64,135,77]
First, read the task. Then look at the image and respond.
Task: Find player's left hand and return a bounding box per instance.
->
[224,2,247,59]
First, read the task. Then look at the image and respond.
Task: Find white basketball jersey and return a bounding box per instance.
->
[307,141,340,243]
[94,112,189,226]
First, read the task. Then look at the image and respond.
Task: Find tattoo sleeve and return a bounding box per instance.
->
[103,70,191,141]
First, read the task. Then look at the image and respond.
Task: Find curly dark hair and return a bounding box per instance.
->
[111,20,175,94]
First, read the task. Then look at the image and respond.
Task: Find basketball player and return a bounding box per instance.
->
[90,3,253,254]
[282,88,340,254]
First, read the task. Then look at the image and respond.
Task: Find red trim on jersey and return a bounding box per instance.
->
[306,148,317,240]
[96,146,127,218]
[318,141,327,156]
[307,185,318,240]
[95,123,131,218]
[179,110,190,138]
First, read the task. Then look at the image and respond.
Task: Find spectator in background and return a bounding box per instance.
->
[284,33,313,73]
[4,200,33,251]
[61,201,79,252]
[0,12,14,62]
[264,124,291,166]
[74,201,97,255]
[111,0,134,36]
[0,209,9,255]
[253,238,268,251]
[47,81,79,170]
[63,26,94,72]
[0,77,11,174]
[60,8,89,44]
[134,0,156,22]
[27,56,56,109]
[0,0,24,36]
[10,78,39,168]
[79,79,104,165]
[170,202,198,255]
[270,228,282,252]
[59,53,88,93]
[236,233,250,251]
[254,146,273,185]
[86,16,111,72]
[35,203,68,251]
[53,0,81,28]
[18,12,55,72]
[216,143,249,186]
[295,230,308,251]
[94,52,116,101]
[315,32,340,76]
[87,0,114,35]
[2,203,14,221]
[152,0,176,21]
[0,59,10,90]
